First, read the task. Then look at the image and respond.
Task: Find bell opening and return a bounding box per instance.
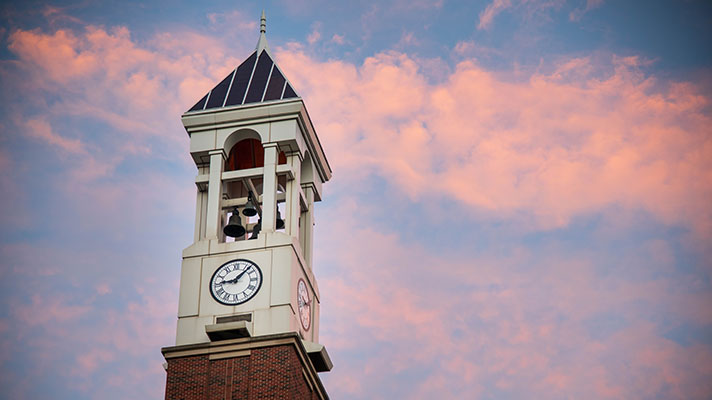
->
[225,138,287,172]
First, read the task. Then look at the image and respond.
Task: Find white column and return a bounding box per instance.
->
[193,190,205,242]
[287,154,302,238]
[262,144,278,232]
[301,186,315,268]
[205,150,225,240]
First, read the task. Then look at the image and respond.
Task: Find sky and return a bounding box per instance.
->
[0,0,711,399]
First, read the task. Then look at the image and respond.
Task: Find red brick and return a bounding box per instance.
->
[164,344,322,400]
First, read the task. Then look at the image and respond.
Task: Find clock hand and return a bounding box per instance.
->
[234,267,251,281]
[219,268,252,285]
[221,276,239,285]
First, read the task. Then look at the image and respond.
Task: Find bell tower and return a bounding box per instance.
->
[162,12,332,399]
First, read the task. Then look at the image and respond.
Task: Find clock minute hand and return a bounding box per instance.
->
[234,267,251,281]
[220,268,251,286]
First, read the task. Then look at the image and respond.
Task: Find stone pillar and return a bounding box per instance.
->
[287,153,302,238]
[205,150,225,240]
[301,186,315,268]
[262,144,278,232]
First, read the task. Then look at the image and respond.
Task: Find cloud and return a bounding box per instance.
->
[75,349,115,376]
[0,279,176,398]
[393,0,444,10]
[315,199,712,399]
[206,9,257,33]
[6,24,241,142]
[12,294,92,327]
[331,33,345,45]
[23,117,85,155]
[452,40,504,64]
[478,0,512,30]
[96,283,111,295]
[396,31,420,48]
[277,48,712,237]
[478,0,569,30]
[570,0,605,21]
[307,22,322,45]
[2,14,711,400]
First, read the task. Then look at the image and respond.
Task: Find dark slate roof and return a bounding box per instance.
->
[188,50,299,113]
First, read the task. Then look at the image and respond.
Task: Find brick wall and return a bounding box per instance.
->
[165,344,320,400]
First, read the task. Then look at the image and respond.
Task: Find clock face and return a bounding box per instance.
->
[297,279,311,331]
[210,259,262,306]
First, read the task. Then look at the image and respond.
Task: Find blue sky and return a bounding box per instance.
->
[0,0,711,399]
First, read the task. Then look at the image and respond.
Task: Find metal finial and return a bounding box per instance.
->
[256,10,270,53]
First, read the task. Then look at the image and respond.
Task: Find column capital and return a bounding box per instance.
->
[208,149,227,159]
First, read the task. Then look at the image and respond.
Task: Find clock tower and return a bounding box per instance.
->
[162,12,332,399]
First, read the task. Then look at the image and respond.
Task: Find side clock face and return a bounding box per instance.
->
[297,279,311,331]
[210,259,262,306]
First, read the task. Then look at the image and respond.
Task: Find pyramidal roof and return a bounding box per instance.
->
[187,11,299,113]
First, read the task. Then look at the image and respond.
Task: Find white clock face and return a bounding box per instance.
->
[297,279,311,331]
[210,259,262,305]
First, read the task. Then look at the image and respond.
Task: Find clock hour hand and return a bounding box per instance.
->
[299,296,310,307]
[221,276,240,285]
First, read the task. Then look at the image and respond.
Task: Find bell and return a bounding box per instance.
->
[223,208,246,238]
[276,208,285,230]
[249,219,261,240]
[242,191,258,217]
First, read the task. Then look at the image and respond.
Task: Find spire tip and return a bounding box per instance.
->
[256,10,270,53]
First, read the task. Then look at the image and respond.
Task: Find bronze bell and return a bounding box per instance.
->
[242,191,258,217]
[276,208,285,230]
[223,207,246,238]
[249,219,261,240]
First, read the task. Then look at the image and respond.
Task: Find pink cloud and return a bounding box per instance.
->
[316,200,712,398]
[331,34,345,45]
[1,276,176,398]
[478,0,571,30]
[307,22,322,45]
[7,24,241,144]
[4,17,711,399]
[11,294,92,329]
[206,9,257,34]
[277,48,712,237]
[75,348,115,375]
[23,117,85,155]
[478,0,512,30]
[95,283,111,295]
[3,22,232,213]
[570,0,605,21]
[8,28,100,84]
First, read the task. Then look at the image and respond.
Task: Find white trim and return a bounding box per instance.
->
[242,51,261,105]
[280,79,287,99]
[203,89,213,110]
[222,68,238,107]
[261,63,275,102]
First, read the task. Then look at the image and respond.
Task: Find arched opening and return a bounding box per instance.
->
[225,138,287,171]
